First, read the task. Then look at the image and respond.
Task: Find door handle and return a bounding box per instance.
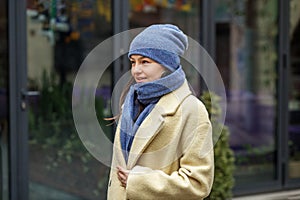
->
[21,90,40,97]
[20,89,40,111]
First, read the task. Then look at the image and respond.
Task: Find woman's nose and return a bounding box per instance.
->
[133,64,142,73]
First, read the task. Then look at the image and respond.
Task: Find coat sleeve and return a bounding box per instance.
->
[125,122,214,200]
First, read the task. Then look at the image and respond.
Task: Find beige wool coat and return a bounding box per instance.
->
[107,80,214,200]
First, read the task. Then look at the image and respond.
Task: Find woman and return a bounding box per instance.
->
[107,24,214,200]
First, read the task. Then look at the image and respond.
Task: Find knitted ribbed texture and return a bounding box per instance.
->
[128,24,188,72]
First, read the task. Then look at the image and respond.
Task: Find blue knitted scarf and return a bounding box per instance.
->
[120,66,186,162]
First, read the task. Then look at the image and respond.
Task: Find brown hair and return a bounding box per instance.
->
[104,77,135,123]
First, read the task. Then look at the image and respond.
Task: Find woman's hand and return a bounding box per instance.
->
[117,166,130,187]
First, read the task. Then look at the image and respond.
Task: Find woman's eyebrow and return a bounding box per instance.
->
[130,56,147,61]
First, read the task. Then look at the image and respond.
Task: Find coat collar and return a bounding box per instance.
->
[126,80,192,168]
[156,80,192,116]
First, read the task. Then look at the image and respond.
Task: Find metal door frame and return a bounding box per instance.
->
[8,0,28,199]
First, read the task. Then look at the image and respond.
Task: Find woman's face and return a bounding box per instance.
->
[130,55,166,83]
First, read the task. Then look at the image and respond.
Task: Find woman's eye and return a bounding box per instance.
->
[142,60,150,64]
[130,60,135,65]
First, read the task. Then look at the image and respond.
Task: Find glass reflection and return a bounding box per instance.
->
[27,0,112,199]
[215,0,278,185]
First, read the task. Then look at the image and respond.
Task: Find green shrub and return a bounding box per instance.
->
[29,71,112,166]
[201,91,235,200]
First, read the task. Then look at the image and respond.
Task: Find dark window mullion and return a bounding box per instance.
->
[201,0,215,59]
[8,0,28,199]
[278,0,290,188]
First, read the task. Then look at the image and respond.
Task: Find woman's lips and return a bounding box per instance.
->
[135,77,146,83]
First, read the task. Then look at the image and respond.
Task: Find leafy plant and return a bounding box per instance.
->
[29,70,111,168]
[28,71,112,198]
[29,72,86,156]
[201,91,235,200]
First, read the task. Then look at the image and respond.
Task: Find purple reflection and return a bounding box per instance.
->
[227,90,276,149]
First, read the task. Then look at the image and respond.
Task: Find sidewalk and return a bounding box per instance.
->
[233,189,300,200]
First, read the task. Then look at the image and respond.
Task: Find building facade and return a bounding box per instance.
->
[0,0,299,199]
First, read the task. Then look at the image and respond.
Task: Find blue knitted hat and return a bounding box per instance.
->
[128,24,188,72]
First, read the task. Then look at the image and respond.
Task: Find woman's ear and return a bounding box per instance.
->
[161,70,171,78]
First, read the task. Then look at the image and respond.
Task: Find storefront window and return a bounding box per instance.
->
[288,0,300,179]
[26,0,112,199]
[215,0,279,186]
[0,1,9,199]
[129,0,202,96]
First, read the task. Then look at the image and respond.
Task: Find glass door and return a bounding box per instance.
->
[214,0,280,194]
[26,1,113,199]
[288,0,300,182]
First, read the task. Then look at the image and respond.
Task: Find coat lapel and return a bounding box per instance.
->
[126,107,165,169]
[126,80,192,169]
